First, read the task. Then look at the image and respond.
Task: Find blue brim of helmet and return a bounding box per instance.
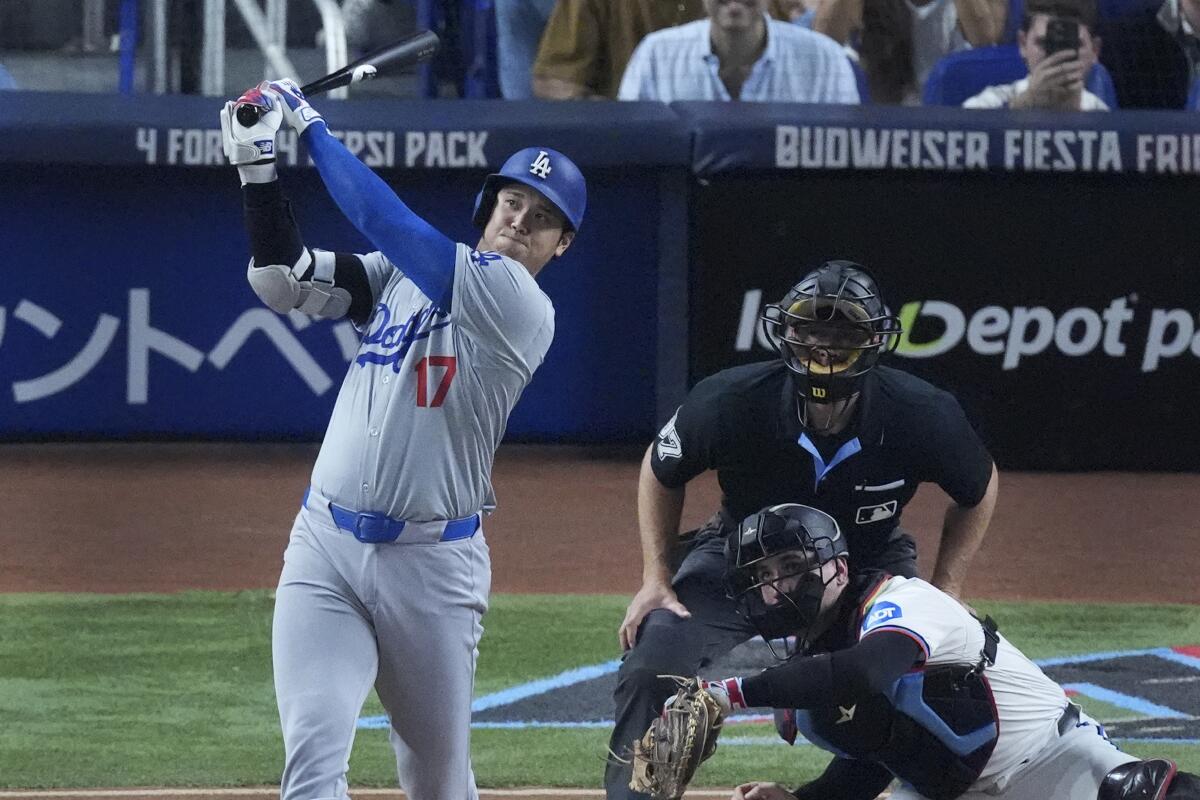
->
[473,173,581,232]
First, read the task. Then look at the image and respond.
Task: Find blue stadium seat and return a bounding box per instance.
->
[416,0,500,98]
[1002,0,1024,44]
[1189,78,1200,110]
[462,0,500,98]
[923,44,1119,107]
[922,45,1028,104]
[0,63,16,90]
[1096,0,1160,17]
[849,56,871,103]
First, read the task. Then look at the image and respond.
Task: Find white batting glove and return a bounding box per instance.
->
[267,78,326,137]
[219,82,282,184]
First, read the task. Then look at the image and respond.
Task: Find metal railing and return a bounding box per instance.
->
[188,0,349,97]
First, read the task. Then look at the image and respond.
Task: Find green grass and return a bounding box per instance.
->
[0,592,1197,788]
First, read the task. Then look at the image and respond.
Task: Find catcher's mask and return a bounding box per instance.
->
[725,503,848,658]
[761,261,902,424]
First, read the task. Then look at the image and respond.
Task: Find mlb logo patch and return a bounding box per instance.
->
[856,500,898,524]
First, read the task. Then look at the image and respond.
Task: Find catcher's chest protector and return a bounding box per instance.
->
[793,665,1000,800]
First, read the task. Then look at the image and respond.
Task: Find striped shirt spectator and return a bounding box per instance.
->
[618,14,860,102]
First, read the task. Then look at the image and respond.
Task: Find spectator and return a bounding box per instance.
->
[964,0,1108,109]
[815,0,1007,103]
[617,0,860,102]
[497,0,559,97]
[1157,0,1200,79]
[531,0,795,98]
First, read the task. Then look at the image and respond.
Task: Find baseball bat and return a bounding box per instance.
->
[235,29,440,127]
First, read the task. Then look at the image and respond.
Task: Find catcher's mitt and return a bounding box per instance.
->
[629,676,727,799]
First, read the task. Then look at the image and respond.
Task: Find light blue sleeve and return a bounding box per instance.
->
[617,40,656,101]
[302,123,457,308]
[832,46,862,104]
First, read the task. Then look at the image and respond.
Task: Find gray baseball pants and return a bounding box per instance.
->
[272,503,491,800]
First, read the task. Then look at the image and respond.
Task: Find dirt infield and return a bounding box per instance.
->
[0,442,1197,602]
[0,442,1196,800]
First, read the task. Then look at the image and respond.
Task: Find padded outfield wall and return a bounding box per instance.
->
[0,94,1197,469]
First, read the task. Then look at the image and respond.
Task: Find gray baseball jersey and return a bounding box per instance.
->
[309,243,554,521]
[274,241,553,800]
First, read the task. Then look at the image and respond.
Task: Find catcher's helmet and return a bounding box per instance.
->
[472,146,587,232]
[726,504,848,652]
[761,261,902,407]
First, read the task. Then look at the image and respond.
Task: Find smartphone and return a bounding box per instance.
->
[1043,17,1081,55]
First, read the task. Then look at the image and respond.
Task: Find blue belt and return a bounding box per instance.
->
[304,487,480,544]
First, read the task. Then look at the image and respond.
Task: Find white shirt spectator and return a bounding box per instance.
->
[617,16,860,102]
[963,77,1110,109]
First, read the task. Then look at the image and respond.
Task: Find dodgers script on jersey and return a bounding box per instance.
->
[308,243,554,521]
[859,576,1070,784]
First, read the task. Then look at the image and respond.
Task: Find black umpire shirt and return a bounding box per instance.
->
[650,362,994,566]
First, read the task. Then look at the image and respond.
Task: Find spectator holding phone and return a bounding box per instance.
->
[964,0,1108,109]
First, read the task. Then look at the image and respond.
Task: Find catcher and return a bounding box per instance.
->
[634,503,1200,800]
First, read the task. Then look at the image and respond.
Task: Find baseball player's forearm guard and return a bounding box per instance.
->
[242,180,368,322]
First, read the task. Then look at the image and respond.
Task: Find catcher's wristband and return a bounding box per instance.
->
[705,678,748,711]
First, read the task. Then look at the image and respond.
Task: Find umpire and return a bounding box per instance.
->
[605,261,1000,800]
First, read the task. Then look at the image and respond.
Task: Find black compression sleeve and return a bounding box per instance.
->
[242,182,374,326]
[740,632,923,710]
[242,180,305,268]
[741,654,834,710]
[792,757,894,800]
[335,253,373,328]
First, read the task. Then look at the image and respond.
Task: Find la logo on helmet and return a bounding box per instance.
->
[529,150,552,179]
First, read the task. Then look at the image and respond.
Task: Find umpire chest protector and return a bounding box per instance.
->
[793,617,1001,800]
[650,362,994,567]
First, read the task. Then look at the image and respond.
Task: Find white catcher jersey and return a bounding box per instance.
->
[309,243,554,521]
[858,576,1070,783]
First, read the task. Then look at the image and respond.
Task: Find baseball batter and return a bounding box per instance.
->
[218,80,587,800]
[706,503,1200,800]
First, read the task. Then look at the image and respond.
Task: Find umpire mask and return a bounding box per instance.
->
[762,262,901,418]
[726,504,849,657]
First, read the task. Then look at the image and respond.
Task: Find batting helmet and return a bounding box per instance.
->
[725,503,848,650]
[472,147,587,232]
[761,261,902,407]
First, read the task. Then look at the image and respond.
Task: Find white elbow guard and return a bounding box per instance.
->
[246,248,351,319]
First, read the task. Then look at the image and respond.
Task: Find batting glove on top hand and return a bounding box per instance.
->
[220,82,282,164]
[267,79,326,137]
[220,82,282,183]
